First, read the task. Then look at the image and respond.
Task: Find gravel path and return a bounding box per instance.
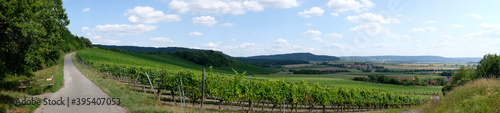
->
[34,53,126,113]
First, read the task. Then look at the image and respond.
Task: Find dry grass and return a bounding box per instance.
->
[421,78,500,113]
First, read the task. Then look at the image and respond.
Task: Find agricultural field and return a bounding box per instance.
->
[254,73,442,95]
[73,48,432,112]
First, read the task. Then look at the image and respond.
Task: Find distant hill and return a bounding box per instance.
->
[246,53,340,61]
[340,56,481,63]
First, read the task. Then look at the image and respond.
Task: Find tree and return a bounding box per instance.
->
[477,54,500,78]
[414,75,421,86]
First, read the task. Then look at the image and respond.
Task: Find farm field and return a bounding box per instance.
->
[254,73,442,95]
[73,48,432,112]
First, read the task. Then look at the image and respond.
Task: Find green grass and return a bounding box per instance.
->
[71,53,240,113]
[254,73,442,95]
[422,78,500,113]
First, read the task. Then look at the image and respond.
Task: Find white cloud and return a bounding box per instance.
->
[350,23,410,39]
[327,0,374,14]
[220,23,234,27]
[312,37,329,43]
[92,24,157,35]
[303,30,322,37]
[81,27,90,32]
[467,13,483,18]
[188,32,204,36]
[409,27,437,32]
[229,39,236,42]
[124,6,181,24]
[451,24,464,28]
[331,12,339,16]
[424,20,436,24]
[298,7,325,18]
[325,33,342,38]
[326,42,344,49]
[274,38,290,48]
[344,13,400,24]
[203,42,219,48]
[481,23,500,30]
[192,16,218,26]
[168,0,299,15]
[305,23,313,26]
[150,37,175,43]
[82,8,90,13]
[101,39,121,45]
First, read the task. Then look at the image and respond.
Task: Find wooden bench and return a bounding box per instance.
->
[18,75,54,92]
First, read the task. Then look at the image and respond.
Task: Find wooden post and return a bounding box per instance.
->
[145,72,156,96]
[133,73,140,87]
[201,69,205,108]
[157,80,162,101]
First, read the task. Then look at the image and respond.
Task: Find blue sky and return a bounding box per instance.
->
[63,0,500,57]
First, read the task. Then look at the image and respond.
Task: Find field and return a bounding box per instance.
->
[255,73,442,95]
[73,48,433,112]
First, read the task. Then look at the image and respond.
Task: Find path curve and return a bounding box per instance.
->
[34,52,126,113]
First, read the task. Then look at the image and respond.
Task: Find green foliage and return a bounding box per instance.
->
[0,0,91,80]
[477,54,500,78]
[174,50,241,67]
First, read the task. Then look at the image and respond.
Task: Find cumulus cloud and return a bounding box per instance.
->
[350,23,410,39]
[188,32,204,36]
[312,37,329,43]
[81,27,90,32]
[424,20,436,24]
[220,23,234,27]
[124,6,181,24]
[303,30,322,37]
[150,37,175,43]
[344,13,400,24]
[481,23,500,30]
[327,0,374,15]
[82,8,90,13]
[451,24,464,28]
[203,42,219,48]
[298,7,325,18]
[92,24,157,35]
[273,38,290,48]
[409,27,437,32]
[467,13,483,18]
[325,33,342,38]
[192,16,218,26]
[168,0,299,15]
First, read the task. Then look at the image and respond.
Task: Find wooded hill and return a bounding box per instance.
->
[246,53,341,61]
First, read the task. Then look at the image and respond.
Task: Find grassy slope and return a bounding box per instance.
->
[422,78,500,112]
[255,73,442,95]
[80,48,278,75]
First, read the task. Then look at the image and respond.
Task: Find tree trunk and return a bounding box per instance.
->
[219,100,223,110]
[171,91,176,105]
[323,105,326,113]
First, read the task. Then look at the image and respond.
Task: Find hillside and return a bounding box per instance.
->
[80,48,277,75]
[341,56,481,63]
[93,44,230,56]
[423,78,500,112]
[246,53,340,61]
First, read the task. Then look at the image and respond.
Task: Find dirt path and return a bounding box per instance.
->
[33,53,126,113]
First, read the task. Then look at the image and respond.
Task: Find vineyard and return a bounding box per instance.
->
[75,48,429,112]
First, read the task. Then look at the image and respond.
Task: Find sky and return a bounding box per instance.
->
[62,0,500,57]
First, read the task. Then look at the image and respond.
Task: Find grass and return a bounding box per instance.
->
[421,78,500,113]
[0,53,67,112]
[254,73,442,95]
[71,53,242,113]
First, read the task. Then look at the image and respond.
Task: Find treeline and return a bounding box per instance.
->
[443,54,500,94]
[234,58,309,68]
[174,50,241,67]
[292,69,349,74]
[0,0,91,79]
[353,75,446,86]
